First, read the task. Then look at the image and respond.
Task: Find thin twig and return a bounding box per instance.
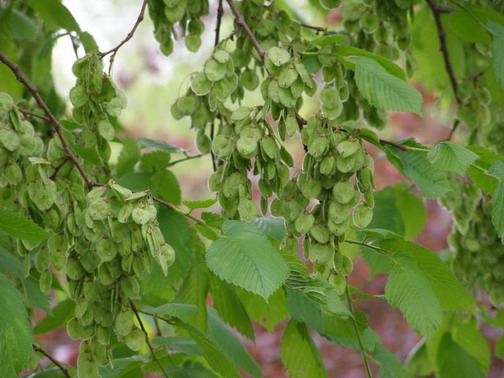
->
[445,119,460,141]
[225,0,265,61]
[130,301,170,378]
[425,0,460,105]
[215,0,224,46]
[345,281,373,378]
[50,157,70,180]
[0,52,101,188]
[100,0,148,59]
[154,317,163,337]
[297,22,326,33]
[378,139,408,151]
[166,154,204,167]
[32,344,71,378]
[18,108,52,123]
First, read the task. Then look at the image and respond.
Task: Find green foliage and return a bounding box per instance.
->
[1,0,504,376]
[206,221,289,300]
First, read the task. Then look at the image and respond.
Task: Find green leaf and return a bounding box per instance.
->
[6,10,37,42]
[235,287,289,332]
[312,34,347,47]
[34,299,75,335]
[140,151,171,172]
[382,240,474,312]
[394,185,426,240]
[0,274,34,375]
[466,145,504,193]
[488,21,504,90]
[209,276,255,340]
[30,0,81,32]
[385,256,443,337]
[392,148,452,199]
[450,317,490,374]
[436,333,484,378]
[143,303,198,322]
[333,45,406,79]
[352,56,423,115]
[176,252,209,330]
[281,319,327,378]
[151,170,181,205]
[152,336,201,356]
[252,216,285,244]
[442,11,492,44]
[496,333,504,360]
[178,321,241,378]
[99,355,148,378]
[428,142,479,175]
[183,199,216,210]
[0,207,51,244]
[491,181,504,239]
[71,143,101,165]
[115,172,153,192]
[138,137,187,153]
[373,344,407,378]
[117,136,141,177]
[207,310,262,378]
[206,221,289,300]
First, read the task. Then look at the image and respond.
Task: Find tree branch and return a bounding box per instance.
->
[297,22,326,33]
[225,0,265,61]
[425,0,460,105]
[50,157,70,180]
[0,52,101,188]
[18,108,52,123]
[100,0,149,59]
[32,344,70,378]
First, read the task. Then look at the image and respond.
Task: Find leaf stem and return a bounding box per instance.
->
[345,280,373,378]
[166,154,203,167]
[18,108,52,123]
[32,344,70,378]
[130,301,170,378]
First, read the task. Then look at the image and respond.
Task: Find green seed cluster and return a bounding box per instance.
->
[148,0,208,56]
[442,178,504,304]
[208,107,291,221]
[63,182,175,371]
[70,53,126,159]
[274,117,375,293]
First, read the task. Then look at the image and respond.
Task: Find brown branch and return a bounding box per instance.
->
[50,157,70,180]
[0,52,101,188]
[100,0,148,59]
[18,108,52,123]
[215,0,224,46]
[32,344,70,378]
[225,0,265,61]
[378,139,408,151]
[425,0,460,105]
[298,22,326,33]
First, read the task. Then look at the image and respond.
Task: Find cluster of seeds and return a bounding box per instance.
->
[148,0,208,56]
[70,53,126,159]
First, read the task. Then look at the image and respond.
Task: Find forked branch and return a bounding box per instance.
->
[32,344,70,378]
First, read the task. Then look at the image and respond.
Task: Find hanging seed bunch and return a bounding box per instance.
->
[148,0,209,56]
[63,182,175,375]
[208,106,291,221]
[273,117,375,294]
[447,195,504,305]
[70,53,126,159]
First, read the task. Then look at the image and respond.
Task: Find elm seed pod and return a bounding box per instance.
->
[309,243,334,265]
[294,212,315,234]
[353,204,373,228]
[115,307,134,336]
[125,328,144,351]
[333,181,356,205]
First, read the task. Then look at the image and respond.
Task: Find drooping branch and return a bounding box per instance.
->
[32,344,71,378]
[100,0,149,59]
[225,0,265,61]
[0,52,101,188]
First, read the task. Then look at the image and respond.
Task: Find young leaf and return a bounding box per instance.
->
[373,344,408,378]
[34,299,75,335]
[281,319,327,378]
[152,336,202,356]
[183,199,216,210]
[142,303,198,322]
[206,221,289,300]
[352,56,423,115]
[0,274,34,376]
[428,142,478,175]
[0,207,51,244]
[30,0,81,32]
[392,149,451,199]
